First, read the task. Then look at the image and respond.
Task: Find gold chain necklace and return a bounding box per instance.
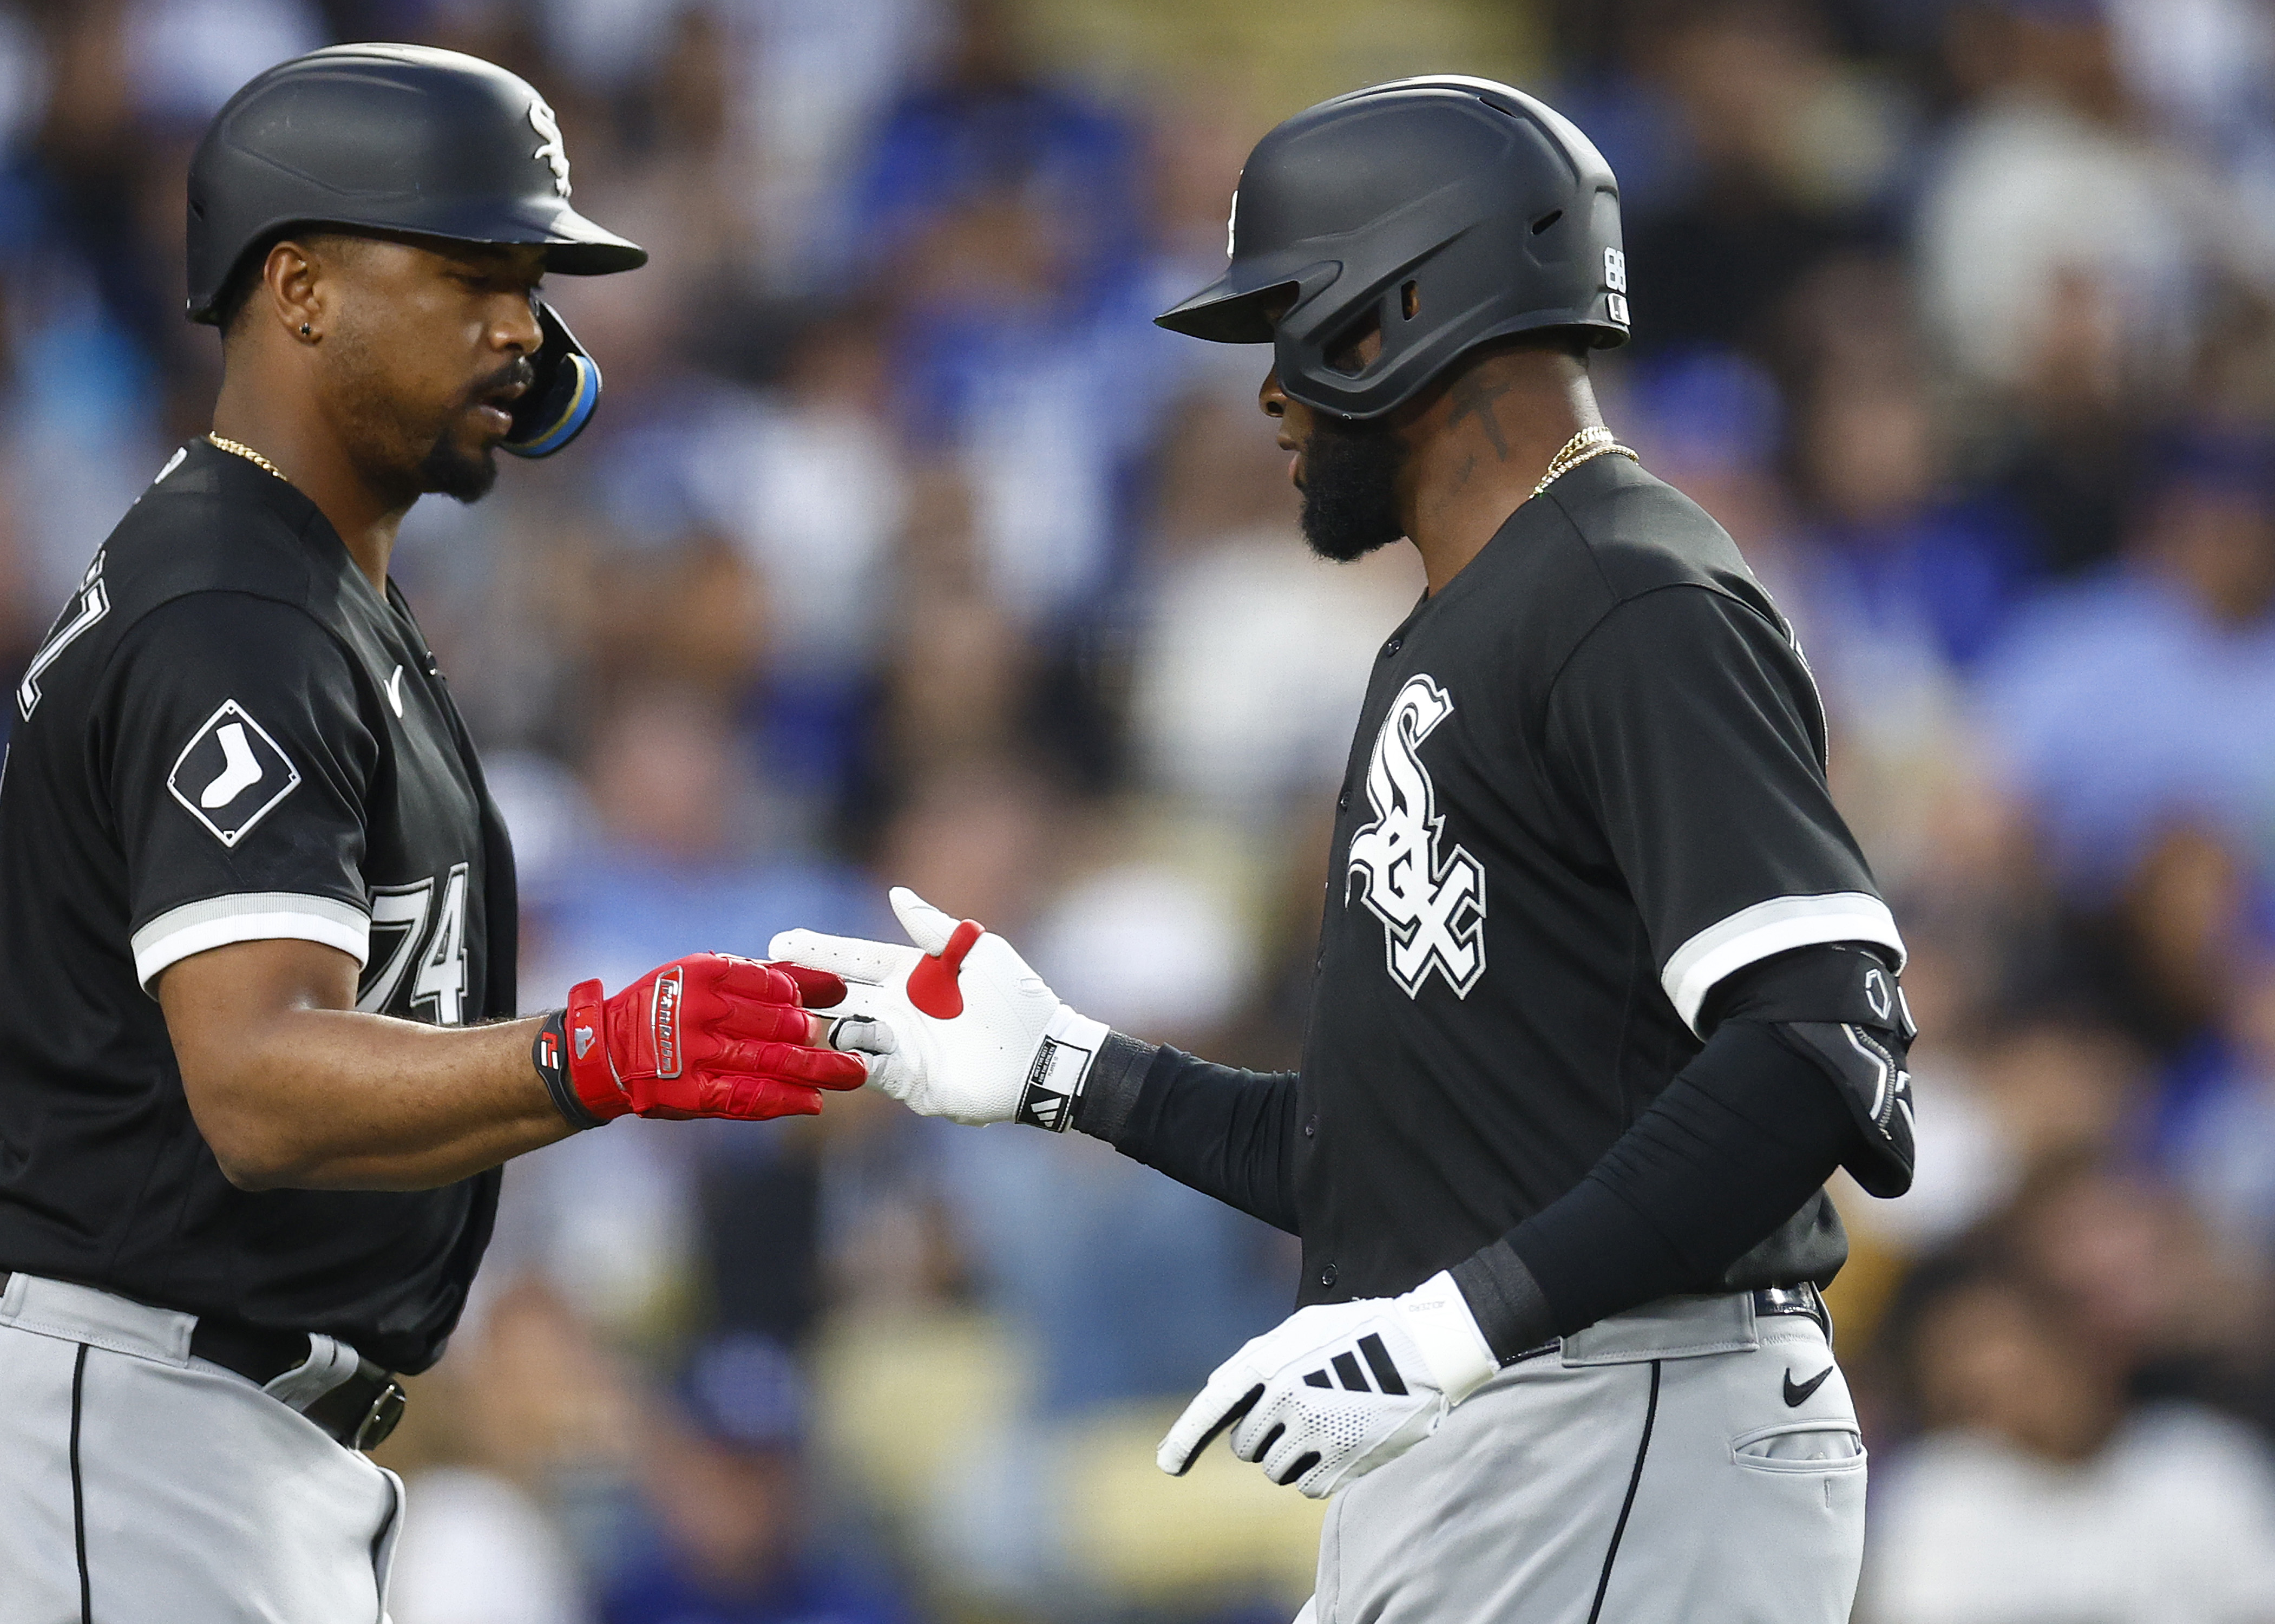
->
[1531,425,1638,499]
[206,433,290,485]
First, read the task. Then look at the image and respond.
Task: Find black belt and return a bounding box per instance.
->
[0,1273,405,1451]
[1753,1282,1834,1347]
[1504,1281,1833,1367]
[189,1314,407,1451]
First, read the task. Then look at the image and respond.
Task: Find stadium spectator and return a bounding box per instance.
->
[1787,362,2038,679]
[1863,1258,2275,1623]
[600,1336,917,1624]
[1610,0,1908,356]
[1127,383,1420,818]
[1977,433,2275,894]
[2166,954,2275,1266]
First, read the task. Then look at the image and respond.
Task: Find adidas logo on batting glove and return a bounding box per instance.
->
[1157,1270,1499,1499]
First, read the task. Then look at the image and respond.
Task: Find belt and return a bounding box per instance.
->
[1506,1282,1833,1367]
[0,1272,405,1451]
[1753,1282,1833,1346]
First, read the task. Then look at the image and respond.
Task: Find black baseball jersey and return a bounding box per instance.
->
[0,439,513,1373]
[1292,451,1902,1307]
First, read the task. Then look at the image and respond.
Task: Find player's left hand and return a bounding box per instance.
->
[1158,1271,1499,1499]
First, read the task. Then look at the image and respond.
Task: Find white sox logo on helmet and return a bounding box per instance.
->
[529,98,572,198]
[1346,673,1486,999]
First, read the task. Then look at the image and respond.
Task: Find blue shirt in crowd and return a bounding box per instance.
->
[599,1553,915,1624]
[1977,564,2275,892]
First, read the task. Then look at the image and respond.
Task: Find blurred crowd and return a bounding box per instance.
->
[2,0,2273,1619]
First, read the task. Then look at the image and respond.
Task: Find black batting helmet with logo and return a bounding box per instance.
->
[1156,75,1629,421]
[186,43,647,456]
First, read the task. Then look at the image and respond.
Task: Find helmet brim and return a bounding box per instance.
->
[502,202,647,274]
[1153,271,1299,344]
[404,197,648,274]
[185,201,647,322]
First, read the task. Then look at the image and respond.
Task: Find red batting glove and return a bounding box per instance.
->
[556,953,866,1124]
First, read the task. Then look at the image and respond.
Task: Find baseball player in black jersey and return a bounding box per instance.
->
[777,77,1917,1623]
[0,46,867,1622]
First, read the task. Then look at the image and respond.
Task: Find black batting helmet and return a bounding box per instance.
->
[186,44,646,456]
[187,43,645,323]
[1156,75,1628,420]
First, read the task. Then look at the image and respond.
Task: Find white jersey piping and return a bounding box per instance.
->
[131,892,370,992]
[1661,892,1904,1033]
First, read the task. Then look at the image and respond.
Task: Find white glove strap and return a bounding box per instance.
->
[1015,1006,1111,1132]
[1396,1270,1500,1406]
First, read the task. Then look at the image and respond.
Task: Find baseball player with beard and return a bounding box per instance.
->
[775,77,1917,1624]
[0,47,865,1621]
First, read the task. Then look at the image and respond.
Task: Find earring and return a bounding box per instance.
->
[300,323,312,337]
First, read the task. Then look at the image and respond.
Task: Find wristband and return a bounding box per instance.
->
[1070,1030,1157,1143]
[532,1009,607,1130]
[561,975,635,1124]
[1448,1241,1558,1364]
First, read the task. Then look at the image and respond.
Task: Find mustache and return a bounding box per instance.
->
[461,356,535,409]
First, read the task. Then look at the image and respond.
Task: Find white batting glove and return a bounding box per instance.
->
[1157,1271,1499,1499]
[768,887,1110,1129]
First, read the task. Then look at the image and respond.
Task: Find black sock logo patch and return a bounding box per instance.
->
[165,700,301,846]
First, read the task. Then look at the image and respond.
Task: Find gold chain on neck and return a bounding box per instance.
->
[206,434,290,485]
[1531,425,1638,499]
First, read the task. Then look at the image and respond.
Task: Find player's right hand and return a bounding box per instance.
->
[560,953,868,1123]
[768,887,1109,1129]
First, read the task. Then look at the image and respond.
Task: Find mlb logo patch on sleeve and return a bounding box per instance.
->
[166,700,302,847]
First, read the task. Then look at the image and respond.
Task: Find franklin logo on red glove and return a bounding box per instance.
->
[651,966,682,1077]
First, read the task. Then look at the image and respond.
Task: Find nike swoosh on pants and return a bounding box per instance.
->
[1782,1365,1834,1406]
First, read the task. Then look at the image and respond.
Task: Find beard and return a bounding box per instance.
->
[417,431,501,503]
[418,355,535,504]
[325,326,529,507]
[1297,411,1407,561]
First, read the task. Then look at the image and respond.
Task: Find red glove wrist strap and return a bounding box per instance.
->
[562,978,629,1122]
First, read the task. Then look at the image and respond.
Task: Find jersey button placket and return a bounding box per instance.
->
[1319,1262,1338,1289]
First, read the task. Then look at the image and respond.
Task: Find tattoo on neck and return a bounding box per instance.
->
[1446,374,1516,461]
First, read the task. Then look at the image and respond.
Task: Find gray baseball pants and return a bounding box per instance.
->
[1296,1292,1866,1623]
[0,1272,403,1623]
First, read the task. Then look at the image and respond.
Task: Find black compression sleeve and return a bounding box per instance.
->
[1072,1038,1303,1235]
[1450,1018,1862,1360]
[1071,1031,1157,1143]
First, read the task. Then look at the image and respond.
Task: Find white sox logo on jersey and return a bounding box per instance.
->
[1345,674,1487,999]
[165,699,302,847]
